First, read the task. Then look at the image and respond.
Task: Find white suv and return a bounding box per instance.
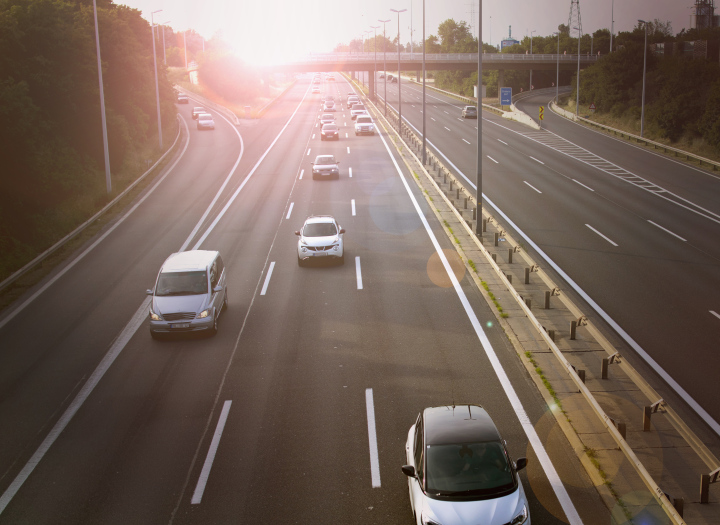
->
[295,216,345,266]
[354,115,375,135]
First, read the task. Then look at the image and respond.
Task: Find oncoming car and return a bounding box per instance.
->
[196,113,215,130]
[462,106,478,119]
[311,154,340,180]
[350,103,366,120]
[321,123,339,141]
[323,100,336,112]
[319,113,336,126]
[354,115,375,135]
[295,215,345,266]
[191,106,205,119]
[147,250,227,338]
[177,93,189,104]
[312,85,321,94]
[402,405,530,525]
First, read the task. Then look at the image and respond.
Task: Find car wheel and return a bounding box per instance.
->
[223,290,228,311]
[298,256,305,267]
[209,313,219,336]
[150,331,162,340]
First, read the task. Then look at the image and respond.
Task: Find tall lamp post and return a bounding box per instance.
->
[390,8,407,132]
[422,0,426,164]
[151,9,163,149]
[183,29,188,69]
[379,19,391,116]
[554,32,560,103]
[161,21,170,65]
[573,25,581,117]
[371,25,380,100]
[92,0,111,193]
[475,0,482,235]
[610,0,615,52]
[638,19,648,137]
[364,30,372,86]
[530,30,536,90]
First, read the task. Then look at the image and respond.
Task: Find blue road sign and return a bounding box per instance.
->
[500,87,512,106]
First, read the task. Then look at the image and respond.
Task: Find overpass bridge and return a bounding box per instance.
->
[268,52,601,99]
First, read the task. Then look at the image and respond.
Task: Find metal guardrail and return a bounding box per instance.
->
[176,85,240,125]
[0,115,185,293]
[298,53,600,63]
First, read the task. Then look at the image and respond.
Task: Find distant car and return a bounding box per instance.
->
[323,100,336,112]
[462,106,478,118]
[354,115,375,136]
[328,74,336,81]
[347,96,360,109]
[403,405,530,525]
[312,86,321,94]
[311,154,340,180]
[350,103,366,120]
[147,250,227,338]
[177,93,189,104]
[379,73,385,79]
[191,107,205,119]
[196,113,215,130]
[319,113,336,125]
[390,76,397,83]
[321,123,339,141]
[386,74,394,81]
[324,95,335,102]
[295,215,345,266]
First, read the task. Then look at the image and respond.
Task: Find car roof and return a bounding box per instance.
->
[304,215,336,224]
[314,155,336,163]
[161,250,218,273]
[321,123,338,128]
[423,405,501,446]
[193,106,204,110]
[321,113,334,118]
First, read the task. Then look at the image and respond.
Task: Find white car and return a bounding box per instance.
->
[403,405,530,525]
[295,215,345,266]
[319,113,336,126]
[196,113,215,130]
[354,115,375,135]
[312,86,321,94]
[350,103,366,120]
[177,93,189,104]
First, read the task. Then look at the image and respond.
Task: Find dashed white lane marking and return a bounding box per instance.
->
[191,400,232,504]
[498,139,508,145]
[346,133,348,138]
[349,167,353,178]
[351,199,356,216]
[462,138,471,145]
[299,169,304,180]
[286,203,294,220]
[711,310,720,320]
[443,110,449,114]
[307,148,311,155]
[586,224,618,247]
[487,156,499,164]
[365,388,381,488]
[444,126,451,131]
[530,156,545,165]
[347,147,350,154]
[260,262,275,295]
[647,220,687,242]
[430,117,436,121]
[524,181,542,194]
[355,257,363,290]
[312,134,315,139]
[572,179,594,191]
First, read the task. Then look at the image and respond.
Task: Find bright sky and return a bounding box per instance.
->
[119,0,693,64]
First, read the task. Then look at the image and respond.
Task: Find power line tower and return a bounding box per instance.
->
[568,0,582,37]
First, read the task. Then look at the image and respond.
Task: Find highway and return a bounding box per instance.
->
[374,75,720,436]
[0,75,609,523]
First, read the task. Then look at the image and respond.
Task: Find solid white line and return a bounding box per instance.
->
[191,400,232,504]
[260,262,275,296]
[374,127,583,525]
[462,138,471,145]
[355,257,363,290]
[286,203,294,220]
[647,220,687,242]
[307,148,311,155]
[524,181,542,194]
[444,126,451,131]
[711,310,720,320]
[498,139,508,145]
[0,297,151,513]
[530,156,545,165]
[365,388,381,488]
[351,199,356,216]
[487,156,499,164]
[572,179,594,192]
[349,167,353,178]
[586,224,618,247]
[299,169,304,180]
[347,146,350,154]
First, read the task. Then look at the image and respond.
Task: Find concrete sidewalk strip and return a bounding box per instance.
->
[360,88,720,525]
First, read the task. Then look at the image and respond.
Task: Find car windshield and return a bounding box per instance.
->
[357,118,371,124]
[155,271,207,296]
[352,105,365,110]
[199,114,212,121]
[425,441,515,497]
[322,125,338,131]
[466,107,476,111]
[322,114,334,120]
[315,156,336,164]
[303,222,338,237]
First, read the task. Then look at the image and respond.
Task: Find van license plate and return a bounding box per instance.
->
[171,323,190,329]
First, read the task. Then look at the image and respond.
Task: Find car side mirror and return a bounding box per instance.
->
[146,289,154,295]
[401,465,416,477]
[213,285,223,293]
[294,231,301,236]
[515,457,528,471]
[339,228,345,234]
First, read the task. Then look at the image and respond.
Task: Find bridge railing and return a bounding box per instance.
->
[296,53,599,63]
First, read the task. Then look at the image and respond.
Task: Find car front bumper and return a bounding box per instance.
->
[150,316,214,334]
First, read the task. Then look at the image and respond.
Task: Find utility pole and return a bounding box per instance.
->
[379,19,391,116]
[390,8,407,133]
[475,0,482,236]
[639,20,648,137]
[92,0,111,193]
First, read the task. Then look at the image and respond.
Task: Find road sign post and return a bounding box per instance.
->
[539,106,544,128]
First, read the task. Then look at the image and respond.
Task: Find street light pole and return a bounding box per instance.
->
[371,25,380,100]
[379,19,390,116]
[530,30,536,90]
[422,0,426,165]
[590,34,594,55]
[574,25,580,117]
[639,19,648,137]
[554,32,559,103]
[390,8,407,132]
[183,29,187,69]
[610,0,614,52]
[92,0,111,193]
[151,9,163,149]
[475,0,482,236]
[161,21,170,65]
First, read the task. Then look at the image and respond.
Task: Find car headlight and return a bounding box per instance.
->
[421,511,442,525]
[149,309,162,321]
[332,245,339,251]
[510,506,528,525]
[197,309,211,319]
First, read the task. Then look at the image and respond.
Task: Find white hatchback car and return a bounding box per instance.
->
[196,113,215,130]
[295,216,345,266]
[403,405,530,525]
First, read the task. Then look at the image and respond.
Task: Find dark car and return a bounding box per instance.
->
[321,123,339,141]
[390,76,397,83]
[311,154,340,180]
[462,106,478,119]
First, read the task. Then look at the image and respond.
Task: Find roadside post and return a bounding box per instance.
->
[539,106,544,129]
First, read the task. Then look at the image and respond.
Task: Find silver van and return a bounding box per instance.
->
[147,250,227,338]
